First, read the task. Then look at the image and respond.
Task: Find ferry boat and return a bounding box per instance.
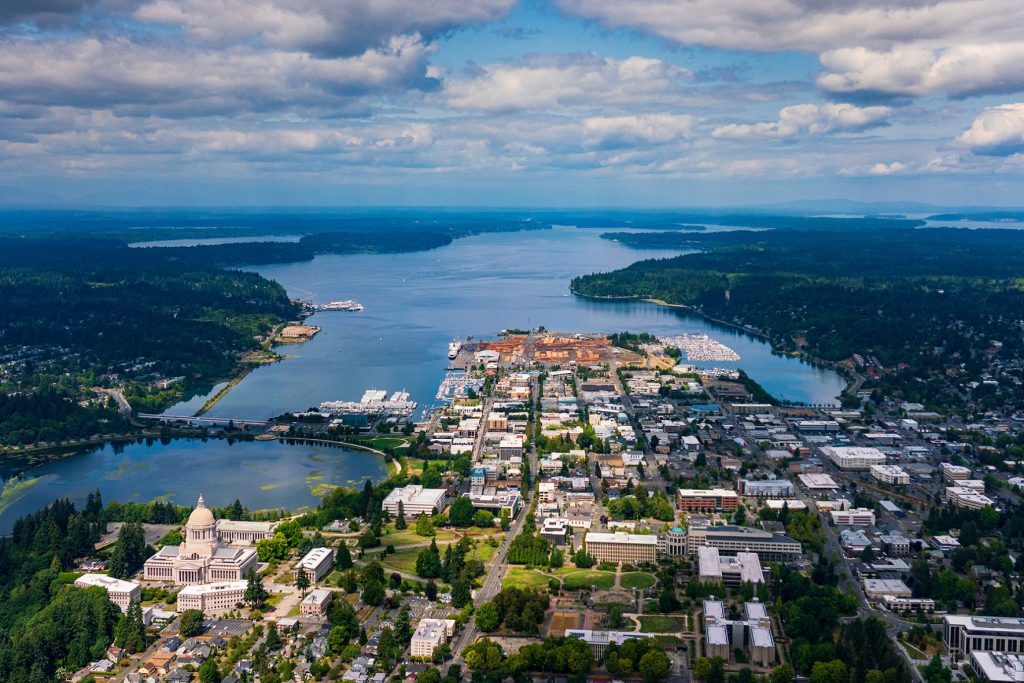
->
[448,338,463,360]
[315,300,364,312]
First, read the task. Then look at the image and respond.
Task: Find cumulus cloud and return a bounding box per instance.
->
[957,103,1024,156]
[555,0,1024,53]
[0,35,436,116]
[134,0,515,57]
[444,52,692,112]
[582,114,694,149]
[818,44,1024,99]
[712,103,890,140]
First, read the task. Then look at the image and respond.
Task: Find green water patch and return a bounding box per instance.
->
[103,460,150,481]
[0,476,44,516]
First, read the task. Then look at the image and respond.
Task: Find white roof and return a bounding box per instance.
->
[972,652,1024,683]
[751,626,774,648]
[703,600,725,620]
[585,531,658,545]
[745,601,768,621]
[863,579,911,595]
[302,589,333,606]
[75,573,138,593]
[799,473,838,489]
[178,580,248,596]
[707,625,729,645]
[299,547,334,569]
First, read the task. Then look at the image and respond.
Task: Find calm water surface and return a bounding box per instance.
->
[0,438,384,533]
[206,226,844,419]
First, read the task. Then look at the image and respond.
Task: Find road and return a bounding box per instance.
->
[451,373,540,663]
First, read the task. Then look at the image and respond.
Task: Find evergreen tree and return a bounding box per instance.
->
[244,569,268,609]
[296,569,311,595]
[198,657,221,683]
[394,604,412,645]
[337,542,353,569]
[451,572,472,608]
[395,501,407,530]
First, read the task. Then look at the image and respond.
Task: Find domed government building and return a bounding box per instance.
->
[143,496,278,585]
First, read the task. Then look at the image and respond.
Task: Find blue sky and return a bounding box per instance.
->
[1,0,1023,207]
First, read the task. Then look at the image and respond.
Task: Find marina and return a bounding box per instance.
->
[435,370,485,402]
[312,299,364,312]
[319,389,417,421]
[659,333,741,362]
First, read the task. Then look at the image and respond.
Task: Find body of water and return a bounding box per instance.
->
[202,226,844,420]
[0,438,385,534]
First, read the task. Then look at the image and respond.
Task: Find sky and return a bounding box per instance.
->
[2,0,1024,207]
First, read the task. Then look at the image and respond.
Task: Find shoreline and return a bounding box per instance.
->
[570,287,855,401]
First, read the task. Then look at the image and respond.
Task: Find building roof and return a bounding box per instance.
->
[75,573,138,593]
[187,495,215,527]
[585,531,658,545]
[299,547,333,569]
[302,589,333,606]
[178,580,248,597]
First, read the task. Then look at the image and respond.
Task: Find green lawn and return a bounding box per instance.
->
[379,547,423,575]
[502,567,554,590]
[638,615,688,633]
[381,526,456,546]
[621,572,657,590]
[560,570,616,591]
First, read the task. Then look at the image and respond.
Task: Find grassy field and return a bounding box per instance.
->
[502,566,554,590]
[559,569,616,590]
[639,615,688,633]
[381,526,456,546]
[379,547,423,575]
[621,572,657,590]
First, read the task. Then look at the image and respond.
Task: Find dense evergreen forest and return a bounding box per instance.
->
[573,228,1024,411]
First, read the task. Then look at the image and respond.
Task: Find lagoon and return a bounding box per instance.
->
[0,438,385,534]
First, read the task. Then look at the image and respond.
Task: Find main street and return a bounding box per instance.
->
[451,371,540,663]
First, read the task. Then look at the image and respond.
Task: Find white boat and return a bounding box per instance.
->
[315,299,364,312]
[448,338,463,360]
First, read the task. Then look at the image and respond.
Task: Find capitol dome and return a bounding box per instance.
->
[187,495,215,527]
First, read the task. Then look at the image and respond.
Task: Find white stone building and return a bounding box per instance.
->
[176,580,248,614]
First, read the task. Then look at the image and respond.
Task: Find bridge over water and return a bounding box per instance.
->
[137,413,269,427]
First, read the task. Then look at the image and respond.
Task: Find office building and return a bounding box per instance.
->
[176,580,248,615]
[297,547,335,584]
[564,630,646,657]
[870,465,910,485]
[75,574,141,613]
[698,546,764,587]
[382,486,448,516]
[687,524,802,563]
[822,446,887,470]
[410,619,456,658]
[300,589,334,617]
[945,615,1024,656]
[737,479,795,498]
[863,579,912,599]
[883,596,935,613]
[676,488,739,512]
[942,463,973,482]
[657,527,688,558]
[585,532,658,564]
[970,652,1024,682]
[947,486,996,509]
[831,508,877,526]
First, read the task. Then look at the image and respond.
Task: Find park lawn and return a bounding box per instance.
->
[560,570,616,591]
[468,541,498,565]
[379,547,426,575]
[382,526,456,546]
[639,615,688,633]
[502,566,553,591]
[621,572,657,590]
[265,593,286,608]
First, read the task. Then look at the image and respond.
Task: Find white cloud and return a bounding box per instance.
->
[957,103,1024,156]
[818,44,1024,98]
[555,0,1024,53]
[868,161,906,175]
[444,53,692,112]
[0,35,436,115]
[135,0,515,56]
[582,114,694,149]
[712,103,890,140]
